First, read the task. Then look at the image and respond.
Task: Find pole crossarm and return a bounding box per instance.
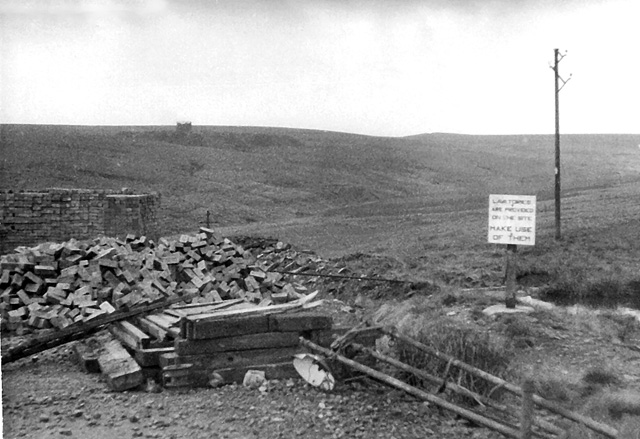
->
[558,73,572,92]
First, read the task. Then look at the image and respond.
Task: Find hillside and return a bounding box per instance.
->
[2,124,640,286]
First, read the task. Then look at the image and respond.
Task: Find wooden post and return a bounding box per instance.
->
[554,48,561,241]
[521,379,534,439]
[206,210,211,229]
[505,244,517,308]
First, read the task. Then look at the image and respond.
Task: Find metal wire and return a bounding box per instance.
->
[267,269,412,284]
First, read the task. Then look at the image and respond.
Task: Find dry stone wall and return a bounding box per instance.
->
[0,189,160,254]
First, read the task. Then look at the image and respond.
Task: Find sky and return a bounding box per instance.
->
[1,0,638,137]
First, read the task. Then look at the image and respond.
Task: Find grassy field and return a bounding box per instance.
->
[2,123,640,297]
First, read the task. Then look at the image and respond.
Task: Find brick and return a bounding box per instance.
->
[34,265,56,277]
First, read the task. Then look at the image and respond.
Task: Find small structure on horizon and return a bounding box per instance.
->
[176,121,192,136]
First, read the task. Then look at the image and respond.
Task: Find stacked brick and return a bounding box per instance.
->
[0,189,160,254]
[0,228,308,336]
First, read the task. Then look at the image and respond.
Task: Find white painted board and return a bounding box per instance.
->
[488,194,536,246]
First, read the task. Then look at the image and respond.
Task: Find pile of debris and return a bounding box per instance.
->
[0,228,307,336]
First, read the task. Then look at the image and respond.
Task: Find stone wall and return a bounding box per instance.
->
[0,189,160,254]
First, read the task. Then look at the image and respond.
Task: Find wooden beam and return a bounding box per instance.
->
[175,332,300,356]
[109,321,151,350]
[97,335,144,391]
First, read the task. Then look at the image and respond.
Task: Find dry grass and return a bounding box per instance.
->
[372,297,514,398]
[397,323,513,398]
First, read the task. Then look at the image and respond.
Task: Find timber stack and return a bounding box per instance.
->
[161,293,332,387]
[72,293,332,390]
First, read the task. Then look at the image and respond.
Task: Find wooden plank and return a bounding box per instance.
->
[162,362,298,388]
[134,316,169,342]
[108,321,151,350]
[73,337,101,373]
[162,309,188,319]
[268,312,333,332]
[186,314,270,340]
[145,313,181,329]
[159,346,301,370]
[97,335,144,391]
[187,291,318,323]
[210,362,298,386]
[170,298,244,313]
[312,326,380,348]
[134,346,175,367]
[162,364,203,388]
[175,332,300,356]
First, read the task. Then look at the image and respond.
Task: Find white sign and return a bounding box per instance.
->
[488,194,536,246]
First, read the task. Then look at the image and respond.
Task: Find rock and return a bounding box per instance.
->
[517,296,554,310]
[482,304,534,316]
[242,370,266,389]
[59,429,72,436]
[144,378,162,393]
[39,414,50,422]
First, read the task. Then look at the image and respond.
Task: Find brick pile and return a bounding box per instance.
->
[0,228,306,336]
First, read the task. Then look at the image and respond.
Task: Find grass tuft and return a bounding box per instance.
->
[372,297,514,399]
[396,317,514,398]
[501,315,536,339]
[582,367,622,388]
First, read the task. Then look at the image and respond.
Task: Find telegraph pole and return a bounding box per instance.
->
[551,48,571,241]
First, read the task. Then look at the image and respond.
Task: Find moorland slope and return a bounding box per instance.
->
[2,124,640,287]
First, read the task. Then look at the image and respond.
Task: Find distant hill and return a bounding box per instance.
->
[2,124,640,257]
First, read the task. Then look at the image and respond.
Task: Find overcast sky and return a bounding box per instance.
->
[1,0,638,136]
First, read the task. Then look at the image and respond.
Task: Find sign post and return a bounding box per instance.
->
[488,195,536,308]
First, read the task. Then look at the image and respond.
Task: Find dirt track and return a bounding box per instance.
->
[2,331,503,439]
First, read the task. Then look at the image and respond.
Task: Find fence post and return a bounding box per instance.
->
[521,379,534,439]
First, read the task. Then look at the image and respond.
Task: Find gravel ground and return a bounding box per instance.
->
[1,342,502,439]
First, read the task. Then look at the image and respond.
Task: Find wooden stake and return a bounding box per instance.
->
[505,244,518,308]
[521,379,534,439]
